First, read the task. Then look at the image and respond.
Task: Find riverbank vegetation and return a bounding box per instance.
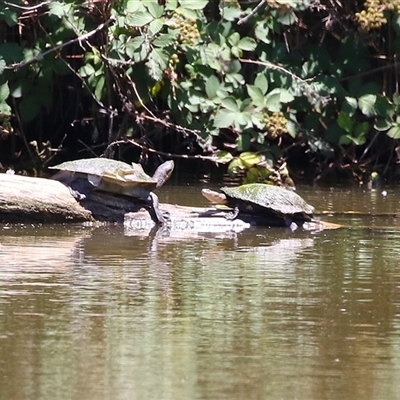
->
[0,0,399,184]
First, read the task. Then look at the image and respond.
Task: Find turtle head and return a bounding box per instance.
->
[153,160,174,187]
[201,188,228,205]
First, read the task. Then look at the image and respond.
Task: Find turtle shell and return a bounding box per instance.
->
[49,158,158,187]
[221,183,314,216]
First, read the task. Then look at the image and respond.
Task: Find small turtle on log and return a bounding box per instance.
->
[49,158,174,224]
[202,183,315,227]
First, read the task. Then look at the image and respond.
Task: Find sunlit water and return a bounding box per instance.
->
[1,185,400,400]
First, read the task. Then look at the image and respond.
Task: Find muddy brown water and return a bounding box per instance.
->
[1,184,400,400]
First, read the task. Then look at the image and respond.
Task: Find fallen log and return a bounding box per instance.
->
[0,173,339,232]
[0,173,93,223]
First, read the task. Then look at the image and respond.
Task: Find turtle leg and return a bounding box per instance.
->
[51,171,91,201]
[224,205,240,220]
[145,192,168,224]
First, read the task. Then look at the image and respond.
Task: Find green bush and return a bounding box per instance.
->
[0,0,399,182]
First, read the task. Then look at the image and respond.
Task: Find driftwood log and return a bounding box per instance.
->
[0,173,339,232]
[0,174,93,223]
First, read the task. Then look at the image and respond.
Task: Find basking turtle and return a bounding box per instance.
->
[202,183,314,226]
[49,158,174,224]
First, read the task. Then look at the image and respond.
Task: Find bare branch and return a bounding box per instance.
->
[237,0,267,25]
[3,1,51,11]
[104,139,224,164]
[5,17,114,71]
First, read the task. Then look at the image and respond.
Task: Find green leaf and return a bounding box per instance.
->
[342,96,358,116]
[254,21,271,44]
[0,82,9,102]
[146,48,169,80]
[251,113,265,130]
[205,75,220,99]
[228,32,240,46]
[79,63,95,77]
[220,97,238,112]
[393,93,400,106]
[264,91,281,112]
[337,111,353,133]
[228,158,245,176]
[179,0,208,10]
[278,89,294,103]
[221,6,242,21]
[149,18,164,35]
[95,75,105,101]
[48,1,65,18]
[126,0,146,12]
[238,37,257,51]
[0,3,18,26]
[0,43,23,64]
[247,85,265,108]
[215,150,233,164]
[240,152,261,167]
[375,95,394,118]
[276,10,297,25]
[286,118,297,138]
[166,0,178,10]
[214,109,236,128]
[354,121,369,138]
[231,46,242,58]
[374,119,391,131]
[147,2,164,18]
[175,6,197,19]
[254,73,268,95]
[153,33,175,47]
[237,133,251,151]
[0,100,11,115]
[358,94,377,117]
[235,112,252,128]
[387,123,400,139]
[129,11,154,27]
[125,36,145,59]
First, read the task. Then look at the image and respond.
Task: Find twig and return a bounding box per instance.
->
[103,139,225,164]
[239,58,315,84]
[142,113,206,142]
[123,73,207,144]
[4,17,114,70]
[3,1,51,11]
[239,57,331,105]
[237,0,267,25]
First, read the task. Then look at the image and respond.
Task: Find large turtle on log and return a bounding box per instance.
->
[49,158,174,224]
[202,183,315,227]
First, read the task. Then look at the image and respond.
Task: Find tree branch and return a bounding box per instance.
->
[237,0,267,25]
[5,17,114,71]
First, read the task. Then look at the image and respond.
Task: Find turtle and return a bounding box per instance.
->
[49,158,174,224]
[202,183,315,227]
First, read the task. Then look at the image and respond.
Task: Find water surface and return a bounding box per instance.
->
[1,185,400,400]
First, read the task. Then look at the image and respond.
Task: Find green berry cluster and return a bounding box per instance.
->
[355,0,399,31]
[263,112,287,139]
[168,53,179,68]
[170,13,200,45]
[165,53,179,82]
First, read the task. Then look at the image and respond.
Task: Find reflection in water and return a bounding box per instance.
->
[1,186,400,399]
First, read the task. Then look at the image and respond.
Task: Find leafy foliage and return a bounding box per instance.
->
[0,0,400,182]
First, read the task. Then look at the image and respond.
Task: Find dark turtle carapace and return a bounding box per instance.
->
[202,183,315,226]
